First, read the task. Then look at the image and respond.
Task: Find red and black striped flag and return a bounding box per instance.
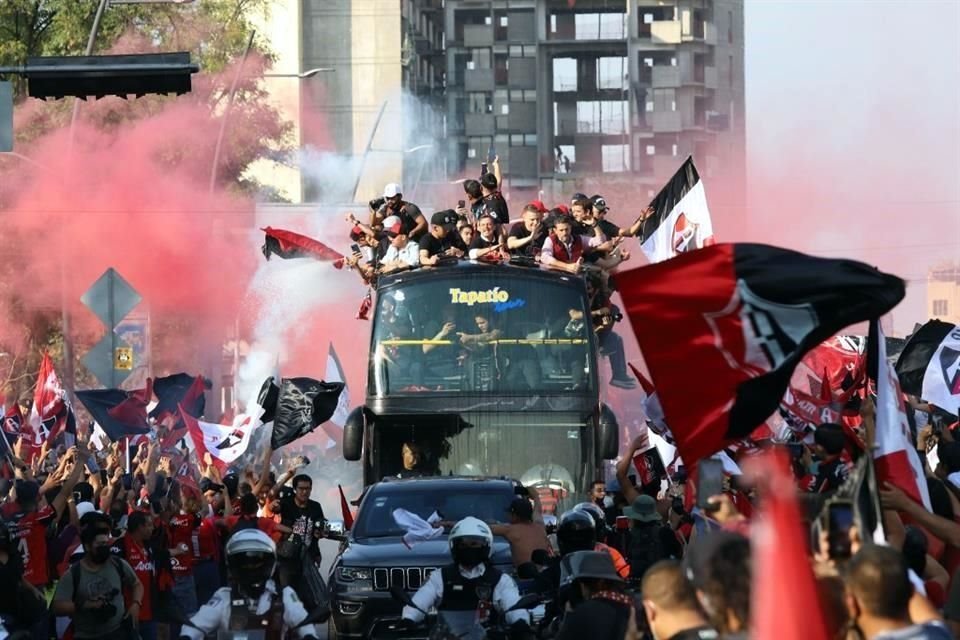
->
[262,227,345,265]
[618,243,904,466]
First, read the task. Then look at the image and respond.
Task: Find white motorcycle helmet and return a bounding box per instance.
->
[226,529,277,598]
[448,516,493,569]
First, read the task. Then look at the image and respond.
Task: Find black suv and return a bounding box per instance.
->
[327,476,521,639]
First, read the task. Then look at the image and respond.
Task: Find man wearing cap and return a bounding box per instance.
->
[488,494,552,568]
[555,551,632,640]
[380,183,427,241]
[479,171,509,227]
[419,210,466,266]
[379,215,420,273]
[591,195,622,240]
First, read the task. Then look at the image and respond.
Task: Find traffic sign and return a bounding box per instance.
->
[81,268,143,387]
[81,268,141,329]
[0,81,11,152]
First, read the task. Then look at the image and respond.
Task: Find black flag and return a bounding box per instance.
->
[263,377,345,449]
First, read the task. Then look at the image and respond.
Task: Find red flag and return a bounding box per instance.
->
[107,379,153,427]
[261,227,345,262]
[339,484,355,529]
[618,243,904,466]
[750,452,831,640]
[29,353,68,442]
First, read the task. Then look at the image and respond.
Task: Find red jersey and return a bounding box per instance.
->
[4,503,55,586]
[168,513,198,575]
[123,537,154,621]
[197,516,220,562]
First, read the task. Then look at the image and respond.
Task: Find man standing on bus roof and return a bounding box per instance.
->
[379,183,427,241]
[419,210,465,266]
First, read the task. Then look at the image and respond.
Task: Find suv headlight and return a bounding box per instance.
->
[337,566,373,585]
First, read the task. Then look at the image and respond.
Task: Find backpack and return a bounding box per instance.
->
[627,524,668,581]
[70,555,126,604]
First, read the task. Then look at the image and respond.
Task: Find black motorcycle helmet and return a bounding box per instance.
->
[557,510,595,556]
[573,502,607,543]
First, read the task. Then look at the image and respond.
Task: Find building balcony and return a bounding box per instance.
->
[651,110,682,133]
[464,68,495,92]
[507,57,536,89]
[651,66,681,88]
[465,113,496,136]
[682,21,717,45]
[645,20,682,45]
[464,24,493,48]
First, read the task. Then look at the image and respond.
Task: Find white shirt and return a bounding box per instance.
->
[181,580,318,640]
[401,563,525,626]
[468,234,499,260]
[382,240,420,268]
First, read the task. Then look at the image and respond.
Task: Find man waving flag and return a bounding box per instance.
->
[634,156,714,263]
[618,243,904,466]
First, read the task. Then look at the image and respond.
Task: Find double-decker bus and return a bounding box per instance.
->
[341,262,619,512]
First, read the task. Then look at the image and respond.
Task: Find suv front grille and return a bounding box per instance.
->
[373,566,439,591]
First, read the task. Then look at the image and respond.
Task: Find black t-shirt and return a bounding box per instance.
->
[279,498,326,556]
[507,222,546,256]
[597,218,621,239]
[419,232,465,259]
[381,201,425,240]
[480,193,509,226]
[469,234,499,251]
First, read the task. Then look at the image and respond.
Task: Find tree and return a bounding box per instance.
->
[0,1,293,395]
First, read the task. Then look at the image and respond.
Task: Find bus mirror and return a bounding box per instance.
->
[343,407,366,461]
[597,404,619,460]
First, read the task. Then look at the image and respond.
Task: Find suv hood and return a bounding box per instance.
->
[341,535,513,568]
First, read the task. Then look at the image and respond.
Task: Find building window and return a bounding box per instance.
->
[553,57,578,91]
[729,55,734,86]
[933,300,949,316]
[597,57,628,90]
[672,144,678,156]
[645,100,654,113]
[646,145,656,156]
[728,10,733,43]
[575,100,627,134]
[602,144,630,173]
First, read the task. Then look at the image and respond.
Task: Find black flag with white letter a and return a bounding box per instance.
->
[618,243,904,466]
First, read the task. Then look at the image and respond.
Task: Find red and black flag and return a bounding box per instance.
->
[618,243,904,466]
[261,227,345,265]
[636,156,715,263]
[895,319,960,416]
[76,385,152,442]
[150,373,207,446]
[259,376,345,449]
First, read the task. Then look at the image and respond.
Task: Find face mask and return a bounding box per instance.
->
[603,496,614,509]
[91,546,111,564]
[455,546,487,569]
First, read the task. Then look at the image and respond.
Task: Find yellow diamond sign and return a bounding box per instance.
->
[114,347,134,371]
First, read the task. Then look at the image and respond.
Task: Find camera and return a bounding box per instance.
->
[369,197,385,212]
[610,310,623,322]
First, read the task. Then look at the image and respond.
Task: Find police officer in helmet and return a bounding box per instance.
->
[179,529,321,640]
[401,516,534,639]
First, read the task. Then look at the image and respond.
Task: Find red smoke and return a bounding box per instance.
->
[0,75,264,373]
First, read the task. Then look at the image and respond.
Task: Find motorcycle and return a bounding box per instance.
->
[381,584,546,640]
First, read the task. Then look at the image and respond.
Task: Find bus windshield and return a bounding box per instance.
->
[370,270,596,396]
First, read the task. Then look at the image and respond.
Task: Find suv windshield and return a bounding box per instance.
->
[353,485,515,538]
[370,270,595,396]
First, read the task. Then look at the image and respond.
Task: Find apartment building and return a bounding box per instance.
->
[929,264,960,326]
[443,0,745,209]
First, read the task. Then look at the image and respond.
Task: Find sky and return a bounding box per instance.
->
[743,0,960,335]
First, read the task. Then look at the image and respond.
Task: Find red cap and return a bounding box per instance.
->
[555,204,570,215]
[528,199,548,214]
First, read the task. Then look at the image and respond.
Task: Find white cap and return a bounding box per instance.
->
[383,183,402,199]
[382,215,403,234]
[76,501,97,520]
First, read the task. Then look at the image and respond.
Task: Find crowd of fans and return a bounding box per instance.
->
[0,429,330,640]
[529,396,960,640]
